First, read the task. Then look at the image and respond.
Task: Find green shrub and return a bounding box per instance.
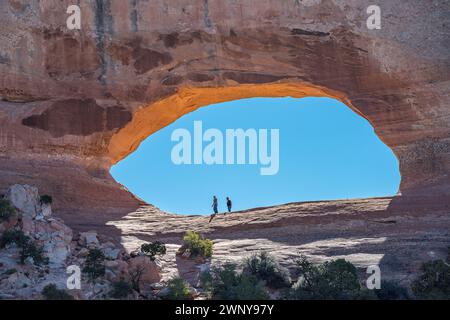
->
[412,259,450,299]
[3,268,17,276]
[20,241,49,265]
[39,195,53,205]
[42,284,74,300]
[83,248,105,282]
[287,255,362,300]
[165,277,191,300]
[202,263,269,300]
[141,241,166,261]
[243,251,291,289]
[199,270,214,295]
[0,199,16,222]
[109,280,133,299]
[0,229,48,265]
[375,280,409,300]
[179,231,213,258]
[0,229,29,248]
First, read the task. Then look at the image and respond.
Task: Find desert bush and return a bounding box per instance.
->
[287,255,363,300]
[179,231,213,258]
[0,229,29,248]
[0,199,16,222]
[165,277,191,300]
[201,263,269,300]
[140,241,166,261]
[39,195,53,205]
[243,251,291,288]
[375,280,409,300]
[83,248,105,282]
[411,259,450,299]
[0,229,48,265]
[109,280,133,299]
[3,268,17,276]
[20,241,48,265]
[42,284,74,300]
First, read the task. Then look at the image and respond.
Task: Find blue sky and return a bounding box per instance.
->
[111,97,400,215]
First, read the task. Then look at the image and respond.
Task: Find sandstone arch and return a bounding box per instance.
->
[0,1,449,226]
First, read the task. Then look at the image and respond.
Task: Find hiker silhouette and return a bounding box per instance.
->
[226,197,232,213]
[209,196,218,223]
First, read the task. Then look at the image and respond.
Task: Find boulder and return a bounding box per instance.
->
[103,247,121,260]
[4,185,73,268]
[40,203,52,218]
[42,240,70,266]
[33,219,73,266]
[6,185,40,218]
[79,231,99,248]
[128,256,161,289]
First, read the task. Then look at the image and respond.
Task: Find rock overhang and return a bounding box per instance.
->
[0,0,448,217]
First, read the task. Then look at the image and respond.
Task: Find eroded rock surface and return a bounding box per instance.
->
[0,1,449,298]
[0,0,449,216]
[109,197,450,286]
[0,185,162,299]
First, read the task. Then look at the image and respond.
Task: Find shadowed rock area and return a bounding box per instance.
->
[106,197,450,286]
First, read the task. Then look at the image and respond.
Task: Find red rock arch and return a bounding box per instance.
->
[0,1,448,226]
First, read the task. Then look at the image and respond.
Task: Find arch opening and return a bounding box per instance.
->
[110,92,400,215]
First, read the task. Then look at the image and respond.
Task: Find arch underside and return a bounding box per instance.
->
[108,82,368,165]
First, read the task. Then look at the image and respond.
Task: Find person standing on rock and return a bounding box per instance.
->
[209,196,218,223]
[226,197,232,214]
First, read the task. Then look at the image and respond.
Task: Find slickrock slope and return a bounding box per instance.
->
[1,185,449,299]
[0,0,449,216]
[107,197,450,286]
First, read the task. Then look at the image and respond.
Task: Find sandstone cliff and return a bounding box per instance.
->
[0,1,449,218]
[1,1,449,300]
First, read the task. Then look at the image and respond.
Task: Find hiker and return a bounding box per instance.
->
[226,197,232,213]
[209,196,218,223]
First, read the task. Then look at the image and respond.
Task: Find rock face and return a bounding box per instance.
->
[6,185,40,219]
[128,256,162,291]
[4,184,73,266]
[111,198,450,287]
[0,184,162,299]
[0,1,449,225]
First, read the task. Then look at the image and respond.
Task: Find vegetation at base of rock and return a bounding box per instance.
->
[42,284,74,300]
[0,199,16,222]
[286,255,370,300]
[3,268,17,275]
[411,259,450,299]
[375,280,410,300]
[0,229,28,248]
[178,231,213,258]
[39,195,53,205]
[20,241,48,265]
[83,248,105,282]
[243,251,291,289]
[448,247,450,263]
[164,277,191,300]
[201,263,269,300]
[109,280,133,299]
[0,229,48,265]
[140,241,166,261]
